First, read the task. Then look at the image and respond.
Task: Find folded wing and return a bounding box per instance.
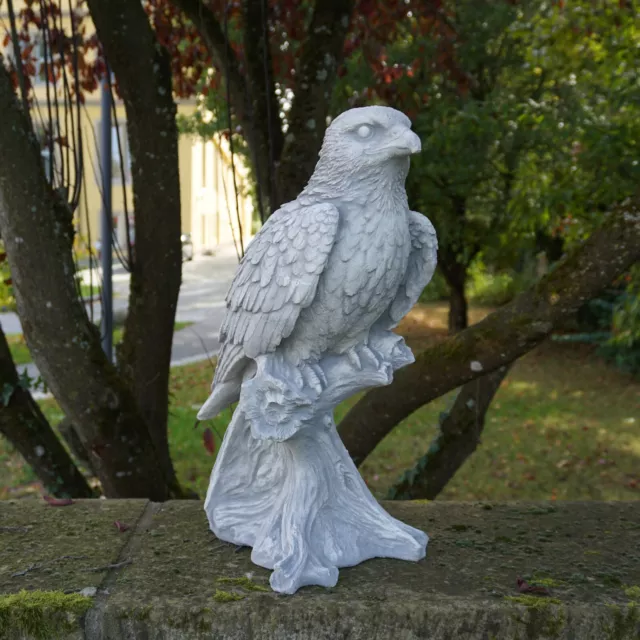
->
[214,200,340,385]
[378,210,438,330]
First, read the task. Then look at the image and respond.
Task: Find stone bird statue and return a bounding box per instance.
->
[198,106,438,595]
[199,105,437,421]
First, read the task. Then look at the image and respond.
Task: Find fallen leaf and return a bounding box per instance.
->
[516,577,551,596]
[113,521,130,533]
[203,428,216,455]
[43,495,74,507]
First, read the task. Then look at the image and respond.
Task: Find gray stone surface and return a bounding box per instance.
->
[1,500,639,639]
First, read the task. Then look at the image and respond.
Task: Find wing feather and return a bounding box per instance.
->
[379,210,438,329]
[214,201,340,385]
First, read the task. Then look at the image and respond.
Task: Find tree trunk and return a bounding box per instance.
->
[0,326,93,498]
[440,260,469,334]
[0,63,172,500]
[338,195,640,466]
[439,197,471,334]
[171,0,354,212]
[387,365,510,500]
[273,0,354,206]
[87,0,184,494]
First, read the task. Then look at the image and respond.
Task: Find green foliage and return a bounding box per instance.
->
[418,269,449,303]
[553,268,640,377]
[0,242,16,312]
[467,261,537,307]
[603,268,640,376]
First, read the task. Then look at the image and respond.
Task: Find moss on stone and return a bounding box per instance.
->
[505,595,567,638]
[212,589,245,603]
[530,576,565,588]
[217,576,269,592]
[117,603,153,621]
[504,595,563,608]
[624,585,640,601]
[604,602,640,640]
[0,589,93,640]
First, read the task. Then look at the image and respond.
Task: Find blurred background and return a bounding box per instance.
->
[0,0,637,503]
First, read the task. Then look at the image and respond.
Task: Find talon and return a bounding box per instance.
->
[360,345,381,368]
[310,362,328,387]
[301,364,323,393]
[347,347,362,370]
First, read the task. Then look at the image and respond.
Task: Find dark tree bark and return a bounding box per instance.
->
[171,0,354,210]
[437,197,473,334]
[0,62,172,500]
[86,0,184,494]
[0,326,94,498]
[242,0,285,215]
[57,418,96,476]
[439,255,469,334]
[273,0,354,206]
[387,365,510,500]
[338,196,640,466]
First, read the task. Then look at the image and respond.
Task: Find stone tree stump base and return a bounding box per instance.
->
[0,500,639,639]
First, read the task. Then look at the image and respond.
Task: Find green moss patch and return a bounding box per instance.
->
[0,589,92,640]
[212,589,245,603]
[505,595,563,608]
[217,576,269,592]
[624,585,640,600]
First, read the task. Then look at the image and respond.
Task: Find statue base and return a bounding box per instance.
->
[204,331,428,594]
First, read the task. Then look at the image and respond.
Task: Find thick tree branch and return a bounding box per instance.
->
[243,0,284,213]
[87,0,183,494]
[0,325,94,498]
[171,0,248,112]
[339,196,640,465]
[170,0,279,216]
[387,365,511,500]
[276,0,355,205]
[0,61,171,500]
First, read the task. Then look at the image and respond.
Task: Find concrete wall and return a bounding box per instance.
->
[0,500,639,639]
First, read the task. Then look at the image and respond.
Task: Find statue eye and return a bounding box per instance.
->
[356,125,373,139]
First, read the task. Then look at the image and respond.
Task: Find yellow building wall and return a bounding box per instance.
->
[1,2,254,257]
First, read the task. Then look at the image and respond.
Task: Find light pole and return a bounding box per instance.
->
[100,70,113,360]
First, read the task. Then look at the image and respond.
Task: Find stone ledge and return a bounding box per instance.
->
[1,500,639,639]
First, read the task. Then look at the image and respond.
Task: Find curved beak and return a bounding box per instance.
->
[388,129,421,156]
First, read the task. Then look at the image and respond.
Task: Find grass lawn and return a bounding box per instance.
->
[0,303,638,501]
[4,321,192,366]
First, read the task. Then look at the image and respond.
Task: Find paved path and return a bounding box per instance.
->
[0,244,242,398]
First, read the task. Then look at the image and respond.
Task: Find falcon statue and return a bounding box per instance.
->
[198,105,437,420]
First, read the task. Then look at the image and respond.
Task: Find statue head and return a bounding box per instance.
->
[308,106,421,192]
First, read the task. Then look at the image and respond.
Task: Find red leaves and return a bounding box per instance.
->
[203,428,216,456]
[114,520,130,533]
[43,495,74,506]
[516,577,551,596]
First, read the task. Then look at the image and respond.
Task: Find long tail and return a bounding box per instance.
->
[197,342,247,420]
[197,380,240,420]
